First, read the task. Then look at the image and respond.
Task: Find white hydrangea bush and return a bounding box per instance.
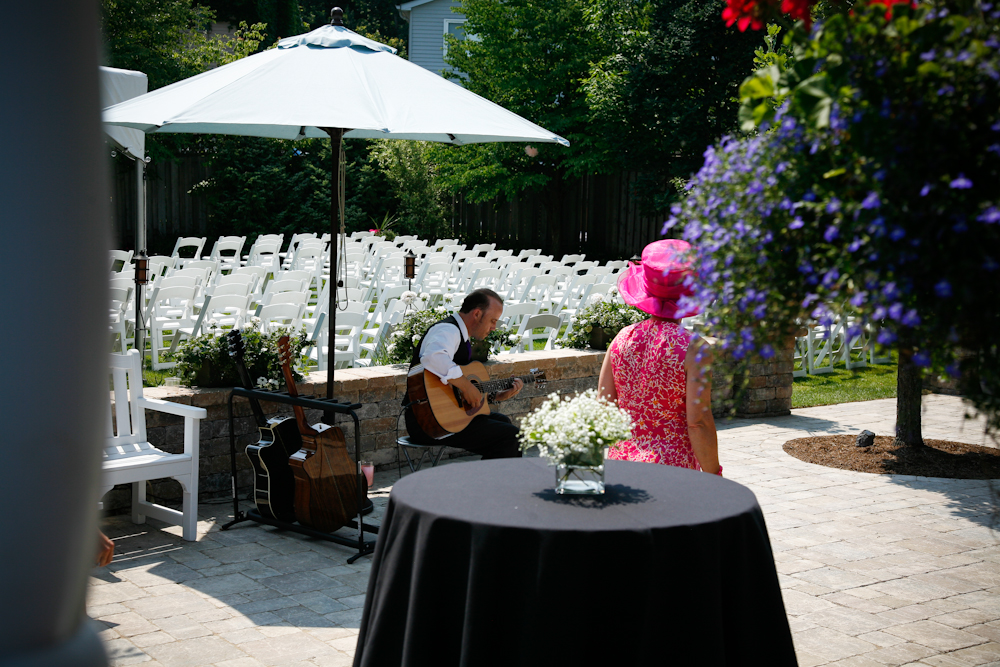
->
[519,389,632,467]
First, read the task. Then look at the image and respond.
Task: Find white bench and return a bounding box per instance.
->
[103,350,207,541]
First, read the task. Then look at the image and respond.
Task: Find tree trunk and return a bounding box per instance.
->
[894,343,924,448]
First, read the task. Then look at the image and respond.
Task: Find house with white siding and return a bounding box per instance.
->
[397,0,468,78]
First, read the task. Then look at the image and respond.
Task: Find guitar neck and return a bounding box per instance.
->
[477,373,539,394]
[278,336,316,436]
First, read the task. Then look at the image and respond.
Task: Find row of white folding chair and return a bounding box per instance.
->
[140,279,308,366]
[404,255,616,306]
[793,318,890,377]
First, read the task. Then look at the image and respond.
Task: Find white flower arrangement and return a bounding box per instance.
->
[401,290,420,307]
[519,389,632,467]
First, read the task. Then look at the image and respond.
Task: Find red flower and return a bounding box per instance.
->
[781,0,813,29]
[722,0,765,31]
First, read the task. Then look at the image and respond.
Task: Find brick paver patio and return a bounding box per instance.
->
[91,394,999,666]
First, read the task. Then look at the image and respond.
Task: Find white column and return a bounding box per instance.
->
[0,1,110,665]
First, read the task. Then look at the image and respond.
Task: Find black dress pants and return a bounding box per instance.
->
[405,408,522,460]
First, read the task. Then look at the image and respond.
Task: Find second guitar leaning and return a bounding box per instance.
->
[278,336,359,533]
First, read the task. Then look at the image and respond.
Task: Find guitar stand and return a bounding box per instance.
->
[222,388,378,564]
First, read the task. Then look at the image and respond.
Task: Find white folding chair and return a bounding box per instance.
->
[257,302,306,333]
[509,313,563,353]
[207,235,246,273]
[171,236,207,267]
[146,285,198,369]
[110,249,133,272]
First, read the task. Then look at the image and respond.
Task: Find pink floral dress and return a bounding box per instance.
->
[606,319,701,470]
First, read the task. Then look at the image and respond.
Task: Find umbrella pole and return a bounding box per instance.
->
[324,127,344,399]
[134,157,147,361]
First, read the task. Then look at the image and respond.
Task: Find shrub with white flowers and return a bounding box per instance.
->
[519,389,633,467]
[387,302,521,363]
[174,319,308,388]
[386,304,454,364]
[561,296,647,350]
[476,321,520,356]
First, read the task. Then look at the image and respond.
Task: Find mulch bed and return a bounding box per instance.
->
[783,435,1000,479]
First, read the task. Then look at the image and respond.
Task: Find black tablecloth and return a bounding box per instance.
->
[353,458,796,667]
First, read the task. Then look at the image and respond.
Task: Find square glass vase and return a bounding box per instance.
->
[555,462,605,495]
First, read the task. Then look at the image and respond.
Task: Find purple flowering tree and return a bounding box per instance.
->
[671,1,1000,446]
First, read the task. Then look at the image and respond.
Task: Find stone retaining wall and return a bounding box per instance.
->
[104,341,792,512]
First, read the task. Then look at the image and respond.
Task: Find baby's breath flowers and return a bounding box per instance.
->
[519,389,632,467]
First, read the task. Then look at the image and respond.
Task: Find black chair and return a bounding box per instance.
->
[396,436,448,477]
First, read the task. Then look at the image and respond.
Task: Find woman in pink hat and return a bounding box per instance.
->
[598,239,721,475]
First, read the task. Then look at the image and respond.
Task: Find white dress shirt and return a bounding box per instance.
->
[419,314,469,385]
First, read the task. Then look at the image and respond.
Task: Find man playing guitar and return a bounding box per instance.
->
[402,289,524,458]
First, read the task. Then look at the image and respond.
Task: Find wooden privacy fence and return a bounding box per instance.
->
[451,171,666,261]
[110,153,664,259]
[110,153,211,252]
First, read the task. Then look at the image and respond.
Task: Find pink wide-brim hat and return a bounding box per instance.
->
[617,239,700,319]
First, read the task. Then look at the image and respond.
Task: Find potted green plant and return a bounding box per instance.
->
[562,293,648,350]
[174,319,309,388]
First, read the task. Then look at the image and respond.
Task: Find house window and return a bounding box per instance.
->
[443,19,467,57]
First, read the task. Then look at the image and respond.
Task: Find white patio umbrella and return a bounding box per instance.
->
[103,8,568,393]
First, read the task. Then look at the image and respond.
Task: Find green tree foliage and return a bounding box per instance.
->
[200,0,300,45]
[102,0,226,91]
[205,0,407,48]
[673,1,1000,442]
[102,0,266,164]
[583,0,761,210]
[435,0,760,215]
[436,0,608,203]
[191,137,397,239]
[369,141,451,239]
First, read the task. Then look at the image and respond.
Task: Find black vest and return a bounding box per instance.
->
[402,315,471,406]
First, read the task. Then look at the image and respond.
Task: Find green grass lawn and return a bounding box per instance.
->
[792,350,898,408]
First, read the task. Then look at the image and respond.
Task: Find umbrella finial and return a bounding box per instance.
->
[330,7,344,26]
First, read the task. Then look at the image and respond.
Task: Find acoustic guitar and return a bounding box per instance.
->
[226,330,301,523]
[407,361,546,439]
[278,336,359,533]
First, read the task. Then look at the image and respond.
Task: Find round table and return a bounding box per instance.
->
[353,458,796,667]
